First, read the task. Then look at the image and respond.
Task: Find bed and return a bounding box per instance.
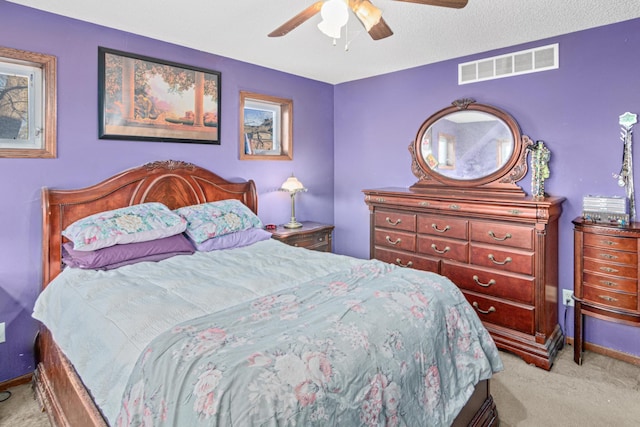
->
[33,160,501,426]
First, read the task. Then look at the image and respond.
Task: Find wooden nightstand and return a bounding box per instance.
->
[269,221,334,252]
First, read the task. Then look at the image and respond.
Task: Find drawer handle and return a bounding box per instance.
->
[488,231,512,241]
[473,275,496,288]
[386,236,401,245]
[488,254,512,265]
[385,217,402,226]
[599,280,618,287]
[598,295,618,302]
[431,224,450,233]
[472,301,496,314]
[395,258,413,268]
[449,204,461,210]
[599,266,619,274]
[599,253,618,260]
[317,237,324,242]
[431,244,450,254]
[599,240,618,246]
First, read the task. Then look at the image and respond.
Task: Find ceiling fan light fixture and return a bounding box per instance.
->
[317,0,349,39]
[353,1,382,31]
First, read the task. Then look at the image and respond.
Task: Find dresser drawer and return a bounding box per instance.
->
[374,247,439,272]
[583,258,637,279]
[417,215,468,239]
[462,291,535,335]
[374,210,416,232]
[442,262,535,305]
[470,244,534,276]
[583,285,638,311]
[470,221,534,250]
[374,229,416,252]
[583,271,637,294]
[583,245,637,265]
[584,232,637,252]
[417,236,468,263]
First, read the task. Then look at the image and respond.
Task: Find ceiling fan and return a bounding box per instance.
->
[268,0,468,41]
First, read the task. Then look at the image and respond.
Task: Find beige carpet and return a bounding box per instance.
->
[493,347,640,427]
[1,347,639,426]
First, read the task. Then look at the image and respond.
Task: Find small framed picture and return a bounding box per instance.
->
[239,91,292,160]
[0,46,57,158]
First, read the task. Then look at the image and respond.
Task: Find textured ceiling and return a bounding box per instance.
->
[7,0,640,84]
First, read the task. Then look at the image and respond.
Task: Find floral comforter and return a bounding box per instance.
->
[116,260,502,427]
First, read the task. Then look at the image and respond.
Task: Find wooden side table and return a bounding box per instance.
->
[573,217,640,364]
[269,221,334,252]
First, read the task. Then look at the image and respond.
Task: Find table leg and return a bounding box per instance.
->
[573,300,583,365]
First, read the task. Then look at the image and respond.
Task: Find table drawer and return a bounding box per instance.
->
[285,233,330,251]
[583,271,637,294]
[462,291,535,335]
[374,210,416,232]
[584,232,637,252]
[374,247,439,272]
[583,258,637,279]
[417,236,468,263]
[442,262,535,305]
[583,285,638,311]
[417,215,468,239]
[583,245,637,266]
[470,244,534,276]
[471,221,534,250]
[374,229,416,252]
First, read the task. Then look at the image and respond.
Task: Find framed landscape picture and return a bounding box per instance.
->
[98,47,221,144]
[239,91,292,160]
[0,46,56,158]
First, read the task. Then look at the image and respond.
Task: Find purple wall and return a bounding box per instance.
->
[334,18,640,359]
[0,1,335,382]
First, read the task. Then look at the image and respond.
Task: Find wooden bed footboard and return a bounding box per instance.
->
[34,328,109,427]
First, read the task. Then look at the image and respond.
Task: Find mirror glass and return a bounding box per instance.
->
[419,110,514,181]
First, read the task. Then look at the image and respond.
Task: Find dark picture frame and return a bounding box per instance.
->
[98,47,221,144]
[239,91,292,160]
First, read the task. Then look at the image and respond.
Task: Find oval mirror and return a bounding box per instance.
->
[410,99,532,196]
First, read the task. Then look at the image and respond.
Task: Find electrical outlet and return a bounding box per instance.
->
[562,289,575,307]
[0,322,5,343]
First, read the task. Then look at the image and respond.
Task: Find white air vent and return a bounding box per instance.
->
[458,43,558,85]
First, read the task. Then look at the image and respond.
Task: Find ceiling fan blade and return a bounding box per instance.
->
[268,1,324,37]
[368,17,393,40]
[349,0,393,40]
[393,0,468,8]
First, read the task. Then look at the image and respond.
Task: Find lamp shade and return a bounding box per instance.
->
[317,0,349,39]
[280,175,306,193]
[353,1,382,31]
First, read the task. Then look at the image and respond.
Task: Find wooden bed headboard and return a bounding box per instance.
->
[42,160,258,288]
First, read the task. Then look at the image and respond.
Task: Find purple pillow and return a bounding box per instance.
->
[62,233,195,271]
[192,227,271,252]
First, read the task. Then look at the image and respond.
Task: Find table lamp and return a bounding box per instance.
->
[279,174,307,228]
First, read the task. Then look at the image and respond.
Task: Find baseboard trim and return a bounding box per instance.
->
[566,337,640,366]
[0,372,33,391]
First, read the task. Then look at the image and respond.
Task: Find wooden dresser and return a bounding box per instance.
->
[364,188,565,370]
[573,218,640,364]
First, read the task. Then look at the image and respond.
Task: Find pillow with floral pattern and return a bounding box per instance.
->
[174,199,263,244]
[62,202,187,251]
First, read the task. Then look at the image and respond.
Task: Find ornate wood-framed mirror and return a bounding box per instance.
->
[409,98,533,197]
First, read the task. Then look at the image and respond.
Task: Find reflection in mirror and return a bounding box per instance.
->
[420,110,513,181]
